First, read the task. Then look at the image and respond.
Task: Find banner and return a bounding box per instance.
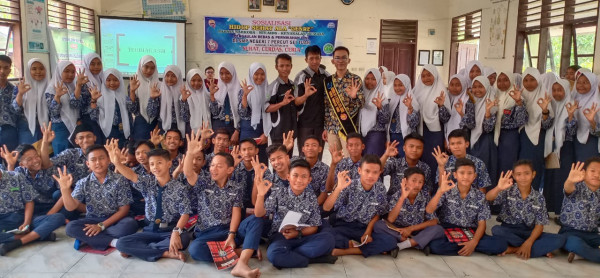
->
[25,0,48,53]
[204,17,338,56]
[142,0,188,20]
[48,27,96,73]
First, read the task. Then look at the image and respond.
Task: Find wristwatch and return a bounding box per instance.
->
[297,230,303,239]
[172,227,184,235]
[97,222,105,231]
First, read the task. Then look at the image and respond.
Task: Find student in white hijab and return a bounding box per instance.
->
[444,74,475,142]
[180,69,211,133]
[413,64,449,170]
[494,71,528,176]
[128,55,159,140]
[469,76,498,183]
[572,70,600,161]
[83,53,103,88]
[543,78,577,215]
[484,67,497,87]
[359,68,389,156]
[464,60,484,86]
[518,67,554,190]
[238,62,269,163]
[147,65,186,137]
[209,62,240,144]
[13,58,49,144]
[90,68,131,148]
[44,60,80,154]
[381,70,396,99]
[387,74,420,157]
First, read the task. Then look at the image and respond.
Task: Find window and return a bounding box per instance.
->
[515,0,599,74]
[47,0,95,33]
[449,10,482,77]
[0,0,21,78]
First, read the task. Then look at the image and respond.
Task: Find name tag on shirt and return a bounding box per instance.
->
[507,197,517,201]
[531,205,541,210]
[504,109,512,115]
[467,204,479,209]
[370,202,379,206]
[204,189,214,194]
[228,193,237,196]
[302,209,311,214]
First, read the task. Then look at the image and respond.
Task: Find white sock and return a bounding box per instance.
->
[397,240,412,250]
[110,239,118,248]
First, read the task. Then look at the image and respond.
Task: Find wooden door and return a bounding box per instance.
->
[379,42,416,85]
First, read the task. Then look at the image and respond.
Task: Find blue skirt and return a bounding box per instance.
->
[212,119,236,136]
[17,117,42,145]
[389,132,405,158]
[543,140,575,213]
[423,125,445,172]
[518,130,545,190]
[131,116,158,142]
[471,132,498,184]
[363,130,386,157]
[574,135,600,162]
[497,128,520,177]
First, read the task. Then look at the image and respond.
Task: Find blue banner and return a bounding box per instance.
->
[204,17,338,56]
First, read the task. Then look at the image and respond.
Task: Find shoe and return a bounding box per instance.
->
[46,232,57,242]
[73,239,82,250]
[0,244,6,256]
[423,246,431,256]
[390,247,399,258]
[567,252,575,263]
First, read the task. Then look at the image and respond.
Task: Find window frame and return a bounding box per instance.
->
[0,0,22,80]
[47,0,96,34]
[449,9,482,77]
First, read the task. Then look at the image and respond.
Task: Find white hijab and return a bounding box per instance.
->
[359,69,384,136]
[83,53,103,88]
[381,70,396,99]
[135,55,159,122]
[387,74,416,138]
[98,68,130,138]
[215,62,241,128]
[247,63,270,135]
[471,76,496,147]
[544,79,571,158]
[23,58,49,136]
[158,65,185,136]
[494,71,517,144]
[185,69,212,133]
[413,65,448,133]
[572,71,600,147]
[464,60,484,85]
[520,67,549,145]
[46,61,79,133]
[445,74,470,141]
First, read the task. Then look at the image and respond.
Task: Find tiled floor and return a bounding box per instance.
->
[2,142,599,277]
[1,222,600,278]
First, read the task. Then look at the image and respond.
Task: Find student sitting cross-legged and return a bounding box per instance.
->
[373,167,444,254]
[558,158,600,263]
[426,158,507,256]
[254,158,336,268]
[322,154,398,257]
[486,160,565,259]
[184,129,263,278]
[57,145,138,251]
[107,139,193,262]
[0,168,65,255]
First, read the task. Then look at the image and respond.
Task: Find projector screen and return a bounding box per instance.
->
[99,17,186,77]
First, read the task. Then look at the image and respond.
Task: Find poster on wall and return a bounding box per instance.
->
[141,0,188,20]
[48,27,96,73]
[25,0,49,53]
[487,0,509,59]
[204,16,338,56]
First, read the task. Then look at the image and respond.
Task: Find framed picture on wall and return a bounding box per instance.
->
[431,50,444,66]
[432,50,444,66]
[418,50,430,66]
[248,0,261,11]
[275,0,289,12]
[263,0,274,6]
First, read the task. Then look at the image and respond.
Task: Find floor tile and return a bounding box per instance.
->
[68,251,132,274]
[492,255,564,278]
[395,249,455,277]
[342,255,399,276]
[442,254,509,277]
[3,273,63,278]
[122,256,184,274]
[10,239,84,273]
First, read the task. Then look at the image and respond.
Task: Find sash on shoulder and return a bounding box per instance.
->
[324,76,358,140]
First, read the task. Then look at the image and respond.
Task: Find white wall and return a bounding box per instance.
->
[19,0,102,73]
[99,0,451,81]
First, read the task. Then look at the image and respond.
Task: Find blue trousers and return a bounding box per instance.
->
[389,132,405,158]
[189,215,263,262]
[65,217,138,250]
[17,117,41,145]
[267,231,335,268]
[492,224,565,257]
[0,212,65,243]
[429,224,507,255]
[322,220,397,257]
[0,124,18,151]
[559,226,600,263]
[373,220,445,249]
[116,225,192,262]
[51,122,72,155]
